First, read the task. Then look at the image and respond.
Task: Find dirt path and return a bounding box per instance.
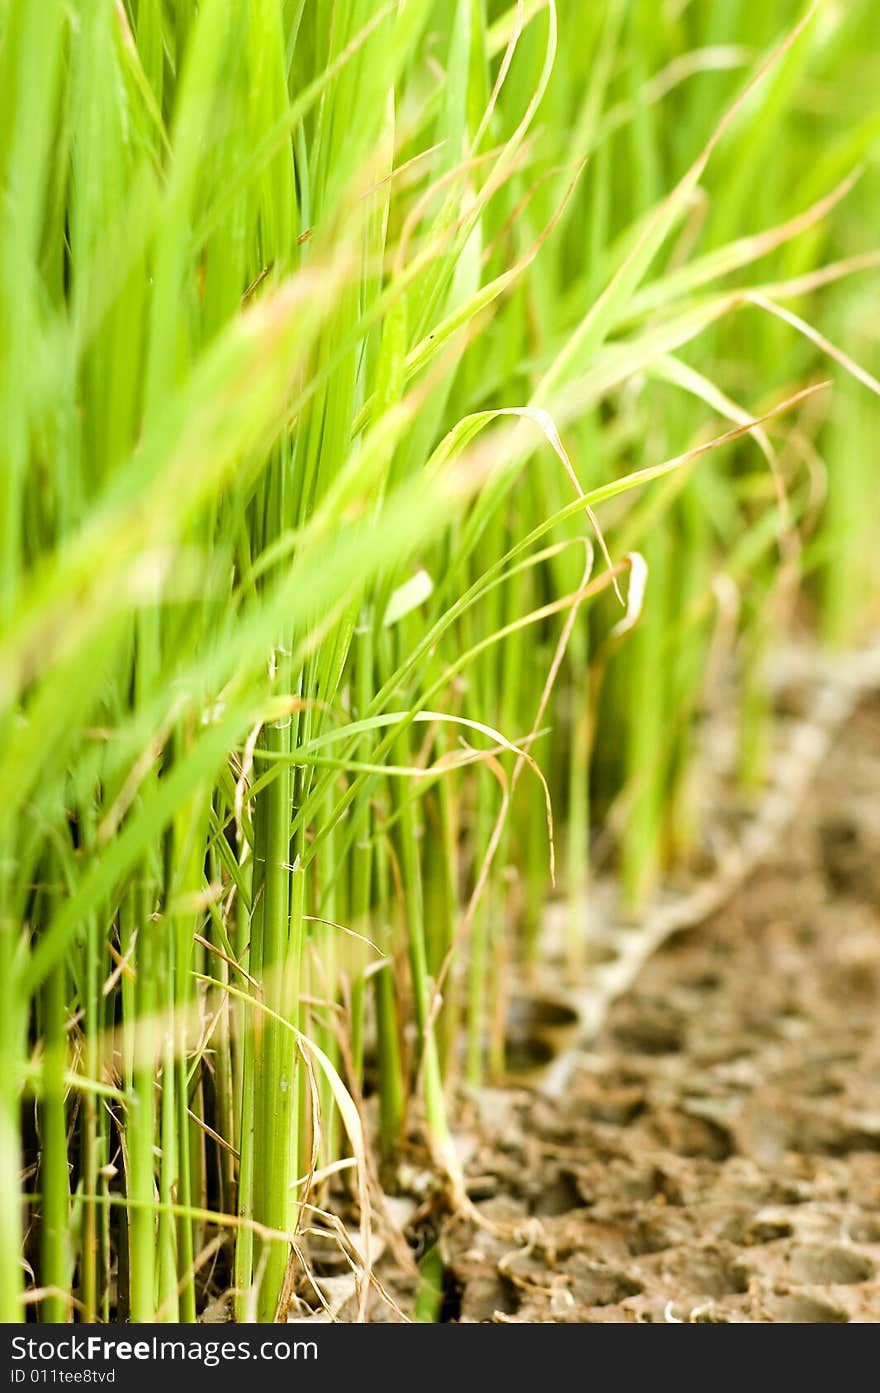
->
[442,700,880,1323]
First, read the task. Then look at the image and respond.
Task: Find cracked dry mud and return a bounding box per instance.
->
[442,699,880,1323]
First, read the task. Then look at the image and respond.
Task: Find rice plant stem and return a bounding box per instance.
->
[254,715,296,1321]
[126,887,158,1323]
[392,747,449,1154]
[40,957,69,1321]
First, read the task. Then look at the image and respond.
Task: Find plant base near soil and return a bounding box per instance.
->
[438,697,880,1323]
[301,696,880,1323]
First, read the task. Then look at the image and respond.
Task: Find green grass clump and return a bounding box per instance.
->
[1,0,878,1323]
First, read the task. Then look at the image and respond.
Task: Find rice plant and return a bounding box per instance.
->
[1,0,878,1324]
